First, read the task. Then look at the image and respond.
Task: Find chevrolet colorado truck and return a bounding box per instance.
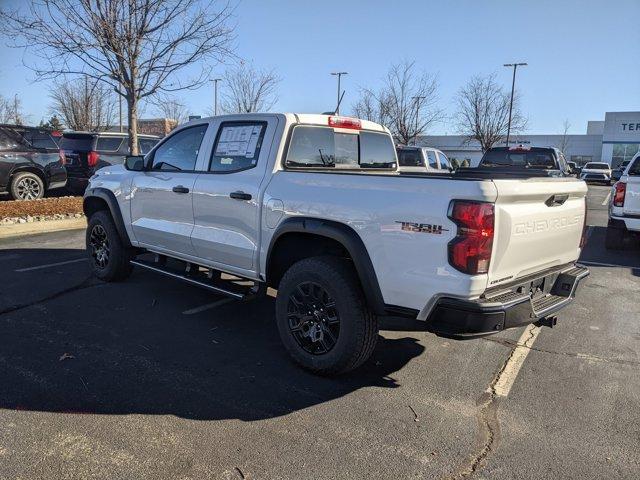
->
[606,153,640,249]
[83,113,589,375]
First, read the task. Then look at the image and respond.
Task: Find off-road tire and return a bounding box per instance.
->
[86,210,134,281]
[275,256,378,375]
[10,172,45,200]
[605,225,626,250]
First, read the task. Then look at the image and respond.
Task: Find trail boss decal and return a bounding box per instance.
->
[396,221,449,234]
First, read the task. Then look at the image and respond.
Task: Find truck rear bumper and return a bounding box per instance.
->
[610,215,640,232]
[425,264,589,338]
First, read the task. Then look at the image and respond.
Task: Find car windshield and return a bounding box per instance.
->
[628,159,640,176]
[584,163,609,170]
[480,149,557,169]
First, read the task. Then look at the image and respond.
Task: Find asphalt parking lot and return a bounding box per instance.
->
[0,184,638,480]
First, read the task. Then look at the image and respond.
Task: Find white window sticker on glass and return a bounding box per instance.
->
[216,125,264,158]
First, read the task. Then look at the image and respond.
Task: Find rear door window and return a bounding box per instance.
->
[22,130,58,150]
[210,122,267,173]
[426,151,438,168]
[96,137,124,152]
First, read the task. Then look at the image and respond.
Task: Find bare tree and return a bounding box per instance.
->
[1,0,234,154]
[557,119,571,153]
[352,61,442,145]
[50,77,116,131]
[152,94,189,127]
[221,63,280,114]
[351,89,391,127]
[0,94,27,125]
[455,74,527,152]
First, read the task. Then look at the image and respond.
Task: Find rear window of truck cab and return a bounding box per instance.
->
[480,148,556,169]
[286,125,396,170]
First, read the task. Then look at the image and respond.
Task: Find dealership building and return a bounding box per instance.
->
[419,111,640,168]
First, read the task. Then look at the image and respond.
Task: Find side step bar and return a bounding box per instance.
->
[130,259,257,300]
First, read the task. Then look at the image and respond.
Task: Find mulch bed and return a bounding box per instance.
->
[0,196,84,221]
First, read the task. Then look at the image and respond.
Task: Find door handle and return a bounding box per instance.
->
[172,185,190,194]
[229,191,252,201]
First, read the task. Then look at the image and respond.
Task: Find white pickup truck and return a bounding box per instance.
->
[606,152,640,249]
[83,113,589,375]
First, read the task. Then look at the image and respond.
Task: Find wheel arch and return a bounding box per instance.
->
[83,188,132,248]
[10,166,48,189]
[266,217,386,315]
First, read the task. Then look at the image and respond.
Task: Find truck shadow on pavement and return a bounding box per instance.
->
[580,226,640,277]
[0,248,425,421]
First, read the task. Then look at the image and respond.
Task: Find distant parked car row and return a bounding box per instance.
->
[0,124,159,200]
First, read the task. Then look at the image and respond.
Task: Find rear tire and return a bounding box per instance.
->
[605,224,626,250]
[10,172,44,200]
[275,256,378,375]
[86,210,134,281]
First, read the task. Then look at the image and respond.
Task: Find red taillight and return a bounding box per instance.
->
[448,201,494,275]
[58,149,66,165]
[328,116,361,130]
[613,182,626,207]
[87,150,100,167]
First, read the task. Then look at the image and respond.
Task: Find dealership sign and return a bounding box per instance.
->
[621,123,640,131]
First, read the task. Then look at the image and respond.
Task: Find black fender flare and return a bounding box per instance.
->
[267,217,386,315]
[83,187,132,248]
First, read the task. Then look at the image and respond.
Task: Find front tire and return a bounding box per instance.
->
[86,210,134,281]
[275,256,378,375]
[10,172,44,200]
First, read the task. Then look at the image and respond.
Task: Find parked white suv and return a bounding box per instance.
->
[606,153,640,249]
[580,162,613,184]
[83,113,589,375]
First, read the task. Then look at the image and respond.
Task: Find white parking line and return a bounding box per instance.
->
[15,258,85,272]
[182,298,234,315]
[601,191,611,206]
[492,324,542,397]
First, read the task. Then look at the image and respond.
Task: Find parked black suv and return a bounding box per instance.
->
[61,132,159,194]
[0,124,67,200]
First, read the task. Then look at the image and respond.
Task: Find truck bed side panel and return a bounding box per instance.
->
[263,172,497,312]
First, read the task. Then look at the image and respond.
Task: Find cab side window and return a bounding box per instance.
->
[438,152,450,170]
[151,124,208,171]
[210,122,266,173]
[426,151,438,168]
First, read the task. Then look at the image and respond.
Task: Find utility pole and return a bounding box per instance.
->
[503,62,527,146]
[411,96,426,146]
[212,78,222,116]
[331,72,348,114]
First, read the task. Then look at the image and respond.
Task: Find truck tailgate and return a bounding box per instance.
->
[622,175,640,216]
[488,178,587,287]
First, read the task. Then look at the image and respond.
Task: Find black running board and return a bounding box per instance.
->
[130,259,255,300]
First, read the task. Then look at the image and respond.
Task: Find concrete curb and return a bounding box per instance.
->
[0,217,86,239]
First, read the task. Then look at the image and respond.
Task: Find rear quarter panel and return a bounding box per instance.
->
[263,171,497,314]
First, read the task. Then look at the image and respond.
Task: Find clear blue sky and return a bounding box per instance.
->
[1,0,638,134]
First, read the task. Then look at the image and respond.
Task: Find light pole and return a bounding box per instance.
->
[411,96,425,146]
[331,72,348,114]
[503,62,527,146]
[211,78,222,116]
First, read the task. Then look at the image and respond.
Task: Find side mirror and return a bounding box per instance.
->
[125,155,145,171]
